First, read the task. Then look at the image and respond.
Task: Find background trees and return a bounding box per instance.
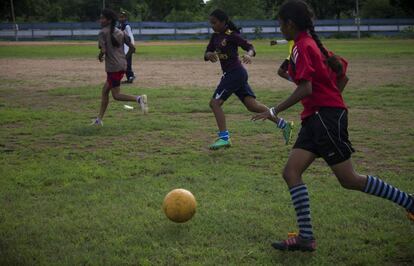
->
[1,0,413,22]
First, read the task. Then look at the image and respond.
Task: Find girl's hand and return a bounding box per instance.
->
[242,54,252,64]
[98,53,104,62]
[252,109,273,121]
[205,52,218,63]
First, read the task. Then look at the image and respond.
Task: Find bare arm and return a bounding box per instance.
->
[205,51,218,62]
[98,32,106,62]
[278,67,292,82]
[337,75,349,93]
[98,50,105,62]
[242,49,255,64]
[252,80,312,121]
[125,42,135,58]
[274,80,312,114]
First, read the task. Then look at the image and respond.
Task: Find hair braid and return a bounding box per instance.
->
[210,9,241,34]
[308,25,343,75]
[279,0,343,76]
[102,8,120,47]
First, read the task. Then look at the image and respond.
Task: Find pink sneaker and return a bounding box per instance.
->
[272,233,316,252]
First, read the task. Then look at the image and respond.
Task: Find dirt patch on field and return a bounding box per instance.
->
[0,41,204,47]
[0,57,413,91]
[0,41,96,46]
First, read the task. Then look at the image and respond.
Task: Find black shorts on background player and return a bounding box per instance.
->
[293,107,355,166]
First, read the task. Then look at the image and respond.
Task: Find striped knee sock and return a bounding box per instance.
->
[290,184,314,239]
[364,175,414,212]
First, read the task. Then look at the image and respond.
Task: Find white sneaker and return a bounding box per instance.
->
[137,95,148,114]
[91,118,103,126]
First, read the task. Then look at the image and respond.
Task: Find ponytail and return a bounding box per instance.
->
[279,0,343,76]
[110,21,120,47]
[226,20,241,34]
[210,9,241,34]
[308,25,343,75]
[101,8,120,48]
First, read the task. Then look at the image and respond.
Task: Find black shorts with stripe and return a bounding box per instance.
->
[293,107,355,166]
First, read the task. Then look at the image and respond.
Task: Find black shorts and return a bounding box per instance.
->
[212,66,256,102]
[293,107,355,166]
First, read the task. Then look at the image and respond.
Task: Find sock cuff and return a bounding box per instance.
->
[218,130,229,136]
[289,184,307,194]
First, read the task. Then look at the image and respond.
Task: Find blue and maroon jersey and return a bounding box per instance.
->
[288,31,347,120]
[205,29,255,73]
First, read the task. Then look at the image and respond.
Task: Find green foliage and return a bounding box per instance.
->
[1,39,414,60]
[361,0,405,18]
[2,0,413,23]
[205,0,267,20]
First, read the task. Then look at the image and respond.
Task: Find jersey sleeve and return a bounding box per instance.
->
[293,44,315,82]
[204,35,215,60]
[123,31,132,47]
[230,33,256,55]
[125,25,135,44]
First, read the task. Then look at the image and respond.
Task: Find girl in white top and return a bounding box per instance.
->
[119,11,136,83]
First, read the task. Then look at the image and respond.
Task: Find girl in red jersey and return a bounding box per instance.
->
[253,0,413,252]
[92,9,148,126]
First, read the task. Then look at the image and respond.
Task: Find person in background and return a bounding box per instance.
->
[119,11,136,83]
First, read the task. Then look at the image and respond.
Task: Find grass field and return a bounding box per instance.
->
[0,39,413,265]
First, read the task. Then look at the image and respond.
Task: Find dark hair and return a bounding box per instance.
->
[101,8,120,47]
[278,0,343,76]
[210,9,241,34]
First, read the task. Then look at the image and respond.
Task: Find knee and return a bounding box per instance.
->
[337,174,361,190]
[245,104,256,113]
[209,99,220,109]
[112,93,120,101]
[338,179,355,190]
[282,167,300,183]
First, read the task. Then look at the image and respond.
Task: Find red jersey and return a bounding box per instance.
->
[288,31,347,120]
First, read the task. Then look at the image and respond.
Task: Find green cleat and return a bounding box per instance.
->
[209,138,232,150]
[282,121,294,145]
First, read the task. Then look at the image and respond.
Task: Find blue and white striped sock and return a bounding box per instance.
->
[364,175,414,212]
[218,130,230,141]
[290,184,314,239]
[277,118,287,129]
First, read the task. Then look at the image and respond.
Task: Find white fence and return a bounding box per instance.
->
[1,19,413,40]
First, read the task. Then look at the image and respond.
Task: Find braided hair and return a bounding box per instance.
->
[101,8,120,47]
[278,0,343,76]
[210,9,241,34]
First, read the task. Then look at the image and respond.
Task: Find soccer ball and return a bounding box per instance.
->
[163,189,196,223]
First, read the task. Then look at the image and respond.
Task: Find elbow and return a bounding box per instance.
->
[304,86,312,96]
[303,83,313,97]
[277,68,284,77]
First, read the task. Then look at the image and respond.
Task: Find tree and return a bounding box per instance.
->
[361,0,404,18]
[205,0,268,20]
